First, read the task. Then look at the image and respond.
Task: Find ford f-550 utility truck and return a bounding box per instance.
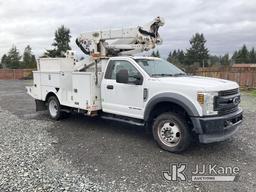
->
[27,17,243,152]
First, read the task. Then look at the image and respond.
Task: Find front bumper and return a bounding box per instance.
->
[191,108,243,143]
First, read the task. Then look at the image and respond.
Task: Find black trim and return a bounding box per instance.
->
[214,91,241,116]
[101,113,145,126]
[104,60,144,85]
[143,88,148,101]
[144,92,200,121]
[195,108,243,143]
[107,85,114,90]
[35,100,47,111]
[104,60,115,79]
[219,88,239,96]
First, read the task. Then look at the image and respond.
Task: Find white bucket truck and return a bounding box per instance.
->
[27,17,243,152]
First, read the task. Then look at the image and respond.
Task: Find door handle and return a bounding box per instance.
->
[107,85,114,89]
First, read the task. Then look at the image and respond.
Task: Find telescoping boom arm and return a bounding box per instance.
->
[75,17,165,57]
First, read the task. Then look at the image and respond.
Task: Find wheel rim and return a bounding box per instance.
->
[49,99,58,117]
[158,120,181,147]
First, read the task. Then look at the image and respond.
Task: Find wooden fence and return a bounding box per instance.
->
[191,66,256,89]
[1,67,256,88]
[0,69,34,80]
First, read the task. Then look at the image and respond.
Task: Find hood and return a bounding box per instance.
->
[155,76,239,92]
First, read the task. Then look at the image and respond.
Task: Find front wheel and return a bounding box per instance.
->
[152,112,192,153]
[47,96,62,120]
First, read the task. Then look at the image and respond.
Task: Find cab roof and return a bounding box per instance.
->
[108,56,161,60]
[132,56,161,60]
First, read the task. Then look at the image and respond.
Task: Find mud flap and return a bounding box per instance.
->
[35,100,47,111]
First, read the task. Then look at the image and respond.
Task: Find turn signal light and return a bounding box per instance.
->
[197,93,205,105]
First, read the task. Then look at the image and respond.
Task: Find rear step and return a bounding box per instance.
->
[101,115,145,126]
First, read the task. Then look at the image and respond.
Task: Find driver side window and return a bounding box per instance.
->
[105,60,141,82]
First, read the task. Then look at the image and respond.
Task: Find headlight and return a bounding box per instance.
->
[197,91,218,116]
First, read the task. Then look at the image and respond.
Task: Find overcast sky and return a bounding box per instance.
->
[0,0,256,58]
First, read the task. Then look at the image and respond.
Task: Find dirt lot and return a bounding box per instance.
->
[0,80,255,192]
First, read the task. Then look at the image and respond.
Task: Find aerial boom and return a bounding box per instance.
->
[76,17,165,57]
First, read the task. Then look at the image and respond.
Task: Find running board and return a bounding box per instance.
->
[101,115,145,126]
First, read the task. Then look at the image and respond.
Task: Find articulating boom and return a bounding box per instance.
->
[75,17,165,57]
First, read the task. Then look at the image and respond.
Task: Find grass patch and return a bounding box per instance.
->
[243,89,256,97]
[251,90,256,97]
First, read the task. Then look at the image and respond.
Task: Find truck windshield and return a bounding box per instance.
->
[135,59,186,77]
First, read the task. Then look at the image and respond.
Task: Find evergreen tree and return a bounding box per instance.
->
[231,51,238,64]
[169,50,178,63]
[1,54,8,68]
[209,55,220,66]
[22,45,37,68]
[6,46,21,69]
[231,45,256,63]
[167,49,185,65]
[155,50,160,58]
[177,50,185,64]
[220,54,230,66]
[151,51,156,57]
[186,33,209,66]
[167,51,172,62]
[249,48,256,63]
[236,45,249,63]
[44,25,71,57]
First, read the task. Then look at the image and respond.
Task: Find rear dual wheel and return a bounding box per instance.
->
[47,96,62,120]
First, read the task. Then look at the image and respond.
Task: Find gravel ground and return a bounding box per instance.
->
[0,107,103,192]
[0,80,256,192]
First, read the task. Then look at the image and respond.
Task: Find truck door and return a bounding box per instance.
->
[101,59,144,119]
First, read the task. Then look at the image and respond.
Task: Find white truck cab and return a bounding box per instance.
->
[26,17,243,152]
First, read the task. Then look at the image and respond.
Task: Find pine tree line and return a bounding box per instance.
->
[0,45,36,69]
[167,45,256,67]
[1,27,255,69]
[151,50,161,58]
[231,45,256,64]
[166,33,256,67]
[167,33,209,67]
[0,25,71,69]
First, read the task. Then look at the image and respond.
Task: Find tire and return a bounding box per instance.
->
[47,96,62,120]
[152,112,192,153]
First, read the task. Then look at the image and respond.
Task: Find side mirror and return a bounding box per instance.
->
[116,69,128,84]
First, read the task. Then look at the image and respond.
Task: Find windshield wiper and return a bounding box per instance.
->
[173,73,187,77]
[151,74,174,77]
